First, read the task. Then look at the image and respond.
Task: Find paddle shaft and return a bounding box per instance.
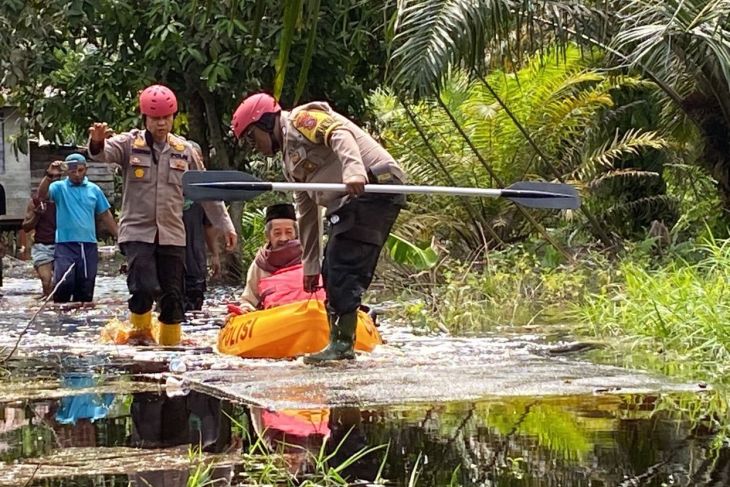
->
[192,181,569,200]
[182,171,581,209]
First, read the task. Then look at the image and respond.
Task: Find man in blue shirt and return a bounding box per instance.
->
[38,153,118,303]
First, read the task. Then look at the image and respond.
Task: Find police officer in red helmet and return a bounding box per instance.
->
[88,84,237,346]
[231,94,406,363]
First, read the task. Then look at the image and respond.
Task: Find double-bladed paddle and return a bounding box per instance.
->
[182,170,580,210]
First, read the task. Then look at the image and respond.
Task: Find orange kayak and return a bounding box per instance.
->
[217,299,382,359]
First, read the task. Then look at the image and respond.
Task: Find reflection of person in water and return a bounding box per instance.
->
[46,373,115,448]
[128,391,235,486]
[130,391,232,450]
[252,406,379,482]
[325,407,380,482]
[250,407,329,475]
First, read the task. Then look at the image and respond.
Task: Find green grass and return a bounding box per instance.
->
[574,238,730,384]
[194,411,396,487]
[395,236,730,386]
[397,244,614,334]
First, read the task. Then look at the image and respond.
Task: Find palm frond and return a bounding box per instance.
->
[293,0,322,104]
[600,194,680,221]
[389,0,617,97]
[376,41,682,248]
[571,129,668,181]
[273,0,303,100]
[589,169,661,190]
[612,0,730,123]
[390,0,509,97]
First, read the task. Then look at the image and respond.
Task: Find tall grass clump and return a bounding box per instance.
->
[575,238,730,383]
[399,242,615,334]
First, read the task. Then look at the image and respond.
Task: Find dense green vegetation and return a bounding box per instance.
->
[374,0,730,389]
[577,238,730,384]
[3,3,730,484]
[2,0,729,386]
[372,44,729,383]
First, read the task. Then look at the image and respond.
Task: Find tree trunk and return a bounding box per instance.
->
[198,86,232,170]
[187,90,208,161]
[196,85,244,283]
[703,126,730,219]
[684,92,730,221]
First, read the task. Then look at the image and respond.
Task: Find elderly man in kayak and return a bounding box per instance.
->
[235,203,325,313]
[231,94,406,363]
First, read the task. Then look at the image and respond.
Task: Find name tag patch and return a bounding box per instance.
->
[170,158,187,170]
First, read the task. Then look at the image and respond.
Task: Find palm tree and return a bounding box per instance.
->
[372,46,673,253]
[388,0,730,218]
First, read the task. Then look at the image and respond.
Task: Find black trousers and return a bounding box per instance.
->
[322,193,404,316]
[120,242,185,324]
[184,276,206,311]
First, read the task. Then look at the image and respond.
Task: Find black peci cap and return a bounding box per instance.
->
[265,203,296,223]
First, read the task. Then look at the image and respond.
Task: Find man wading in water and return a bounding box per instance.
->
[89,84,237,346]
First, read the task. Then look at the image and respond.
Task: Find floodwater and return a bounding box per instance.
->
[0,254,727,486]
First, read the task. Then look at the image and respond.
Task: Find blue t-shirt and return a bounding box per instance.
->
[49,177,111,243]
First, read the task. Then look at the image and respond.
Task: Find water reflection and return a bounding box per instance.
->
[1,390,729,486]
[251,405,381,482]
[246,393,729,486]
[0,389,239,486]
[130,391,232,452]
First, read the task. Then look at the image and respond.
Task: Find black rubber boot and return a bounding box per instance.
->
[303,310,357,364]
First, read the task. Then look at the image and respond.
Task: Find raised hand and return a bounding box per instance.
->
[46,161,65,178]
[88,122,109,143]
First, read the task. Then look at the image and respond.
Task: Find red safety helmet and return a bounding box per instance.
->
[139,84,178,117]
[231,93,281,139]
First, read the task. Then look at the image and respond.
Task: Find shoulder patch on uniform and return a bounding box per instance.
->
[132,135,147,148]
[168,134,187,152]
[291,110,342,146]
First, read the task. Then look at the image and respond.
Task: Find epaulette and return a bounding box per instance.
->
[132,132,147,149]
[168,134,188,152]
[290,109,342,146]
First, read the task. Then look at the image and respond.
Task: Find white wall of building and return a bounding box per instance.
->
[0,108,31,226]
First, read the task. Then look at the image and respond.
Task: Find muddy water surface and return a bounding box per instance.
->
[0,256,726,486]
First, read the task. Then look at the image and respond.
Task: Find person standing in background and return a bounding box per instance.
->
[37,154,118,303]
[22,186,58,296]
[182,141,221,312]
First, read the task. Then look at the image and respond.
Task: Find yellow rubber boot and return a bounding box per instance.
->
[129,311,154,344]
[156,322,182,346]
